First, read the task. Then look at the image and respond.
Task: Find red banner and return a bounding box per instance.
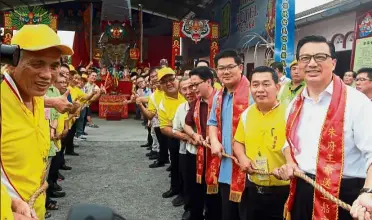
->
[171,21,181,69]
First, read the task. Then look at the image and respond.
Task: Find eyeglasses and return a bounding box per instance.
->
[160,76,176,84]
[191,81,205,88]
[355,78,372,82]
[216,64,238,72]
[298,53,332,63]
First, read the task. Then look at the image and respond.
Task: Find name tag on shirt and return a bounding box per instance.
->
[255,156,270,181]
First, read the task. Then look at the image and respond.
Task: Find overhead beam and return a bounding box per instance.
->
[19,0,30,7]
[0,0,13,9]
[132,6,179,21]
[0,0,75,11]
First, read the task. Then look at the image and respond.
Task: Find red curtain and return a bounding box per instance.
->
[71,31,89,68]
[71,6,91,68]
[145,36,172,67]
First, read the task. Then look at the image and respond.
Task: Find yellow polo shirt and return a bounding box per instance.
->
[68,85,85,102]
[158,93,186,128]
[147,89,164,114]
[56,113,68,151]
[1,80,50,219]
[1,183,14,220]
[234,103,289,186]
[68,85,86,127]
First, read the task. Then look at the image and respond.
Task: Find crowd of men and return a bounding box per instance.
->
[1,23,372,220]
[134,36,372,220]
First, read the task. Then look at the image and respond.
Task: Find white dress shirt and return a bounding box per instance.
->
[172,102,197,155]
[284,81,372,178]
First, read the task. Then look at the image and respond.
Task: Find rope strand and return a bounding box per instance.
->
[201,141,351,211]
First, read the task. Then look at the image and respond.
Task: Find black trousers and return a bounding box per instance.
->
[48,153,61,184]
[46,153,61,204]
[168,137,180,193]
[60,136,67,167]
[187,152,222,220]
[220,183,249,220]
[244,181,289,220]
[146,125,153,146]
[65,122,77,154]
[83,107,89,132]
[155,127,169,163]
[179,153,189,210]
[291,175,364,220]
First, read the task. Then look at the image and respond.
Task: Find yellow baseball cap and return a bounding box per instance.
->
[290,60,298,68]
[82,73,88,79]
[158,67,175,80]
[69,65,76,71]
[11,24,73,55]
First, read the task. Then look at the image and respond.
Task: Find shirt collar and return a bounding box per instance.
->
[255,101,281,115]
[289,81,305,91]
[3,73,23,103]
[165,92,182,100]
[185,102,190,111]
[302,80,333,100]
[48,86,56,91]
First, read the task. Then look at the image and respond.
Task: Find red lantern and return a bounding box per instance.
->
[130,48,140,60]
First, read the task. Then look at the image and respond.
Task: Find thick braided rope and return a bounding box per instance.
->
[202,141,351,211]
[28,181,48,208]
[253,169,351,211]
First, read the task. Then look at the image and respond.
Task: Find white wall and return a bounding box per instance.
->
[295,11,356,52]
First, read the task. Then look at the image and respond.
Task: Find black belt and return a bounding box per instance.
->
[246,181,289,194]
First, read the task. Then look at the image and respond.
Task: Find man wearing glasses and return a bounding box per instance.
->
[273,35,372,220]
[208,50,253,220]
[183,66,221,220]
[355,68,372,101]
[157,67,186,199]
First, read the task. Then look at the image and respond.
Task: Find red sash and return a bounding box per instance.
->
[284,75,346,220]
[212,76,250,202]
[193,89,217,193]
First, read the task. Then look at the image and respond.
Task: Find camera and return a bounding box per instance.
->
[0,43,21,66]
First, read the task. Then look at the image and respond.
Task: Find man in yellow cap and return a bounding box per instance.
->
[157,67,187,199]
[1,24,73,220]
[277,60,305,107]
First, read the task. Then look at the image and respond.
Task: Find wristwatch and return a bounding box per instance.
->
[360,188,372,194]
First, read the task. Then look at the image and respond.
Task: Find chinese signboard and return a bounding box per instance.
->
[352,10,372,71]
[274,0,295,77]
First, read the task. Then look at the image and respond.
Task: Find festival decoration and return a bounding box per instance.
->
[274,0,295,77]
[172,20,219,68]
[181,20,211,43]
[130,48,140,60]
[98,20,135,67]
[265,0,276,41]
[2,6,58,44]
[358,12,372,38]
[9,6,52,29]
[352,10,372,71]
